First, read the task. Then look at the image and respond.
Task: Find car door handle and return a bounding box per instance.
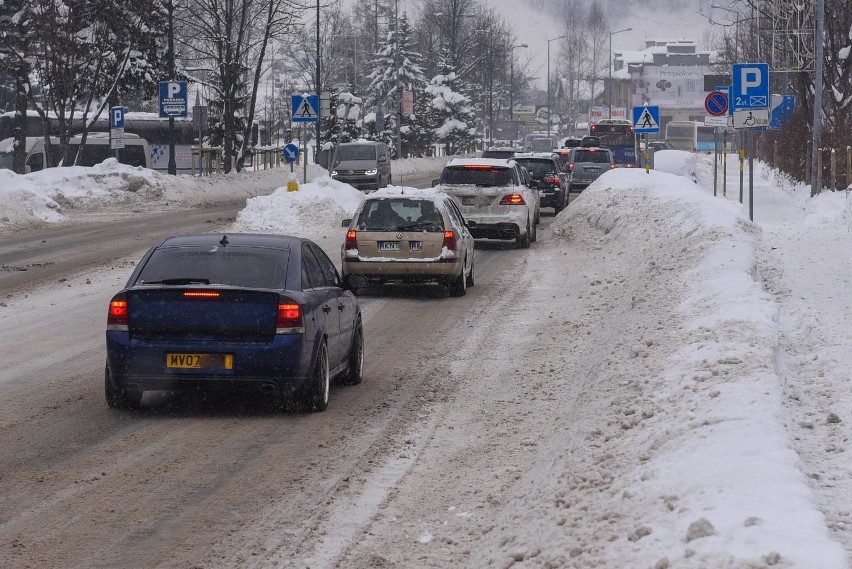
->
[323,305,332,313]
[337,303,345,311]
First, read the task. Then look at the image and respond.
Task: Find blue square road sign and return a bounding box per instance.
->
[732,63,769,110]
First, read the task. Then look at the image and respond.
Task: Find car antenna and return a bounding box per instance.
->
[219,235,229,246]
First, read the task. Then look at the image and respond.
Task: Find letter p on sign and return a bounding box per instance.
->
[741,69,761,92]
[168,82,181,98]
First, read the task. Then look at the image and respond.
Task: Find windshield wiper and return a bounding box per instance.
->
[142,278,211,285]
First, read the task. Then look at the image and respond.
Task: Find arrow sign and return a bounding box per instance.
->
[282,143,299,163]
[705,91,729,117]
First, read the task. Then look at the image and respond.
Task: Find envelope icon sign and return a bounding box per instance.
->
[750,95,767,106]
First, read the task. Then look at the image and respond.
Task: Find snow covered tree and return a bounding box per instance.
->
[5,0,166,167]
[426,58,477,155]
[367,11,425,158]
[0,0,36,173]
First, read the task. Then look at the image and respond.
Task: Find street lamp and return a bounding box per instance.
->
[608,27,631,119]
[710,4,741,59]
[547,35,566,138]
[509,43,528,125]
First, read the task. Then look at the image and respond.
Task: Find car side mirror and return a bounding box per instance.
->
[466,219,477,228]
[343,274,369,291]
[431,179,439,187]
[25,165,32,174]
[342,218,352,227]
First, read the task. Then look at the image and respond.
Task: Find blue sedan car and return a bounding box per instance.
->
[105,233,366,412]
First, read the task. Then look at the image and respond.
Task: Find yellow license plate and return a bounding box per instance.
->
[166,353,234,370]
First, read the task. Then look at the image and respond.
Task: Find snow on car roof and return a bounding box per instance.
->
[366,186,453,204]
[446,157,515,168]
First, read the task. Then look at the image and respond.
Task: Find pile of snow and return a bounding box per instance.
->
[653,149,698,181]
[232,176,365,236]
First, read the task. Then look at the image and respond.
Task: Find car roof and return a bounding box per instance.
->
[157,233,301,250]
[363,187,455,205]
[446,157,516,168]
[513,152,558,160]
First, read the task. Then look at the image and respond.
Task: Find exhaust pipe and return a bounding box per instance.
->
[258,383,278,395]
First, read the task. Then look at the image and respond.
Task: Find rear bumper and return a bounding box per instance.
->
[342,258,460,281]
[469,222,521,240]
[537,187,564,207]
[105,331,314,394]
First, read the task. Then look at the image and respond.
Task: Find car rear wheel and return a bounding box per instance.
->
[448,266,467,297]
[530,219,537,242]
[104,362,142,410]
[300,341,329,412]
[338,320,364,386]
[516,220,531,249]
[465,259,475,288]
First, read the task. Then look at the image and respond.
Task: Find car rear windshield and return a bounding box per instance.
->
[481,150,515,159]
[441,165,513,187]
[337,144,377,161]
[572,150,611,163]
[136,247,289,288]
[357,198,445,231]
[513,159,556,177]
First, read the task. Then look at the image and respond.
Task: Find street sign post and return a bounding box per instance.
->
[733,109,770,129]
[770,94,796,130]
[158,81,188,118]
[731,63,769,110]
[632,105,660,133]
[109,106,125,151]
[704,91,729,117]
[283,143,299,174]
[291,95,320,123]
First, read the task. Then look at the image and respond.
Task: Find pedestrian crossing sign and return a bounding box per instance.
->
[632,105,660,133]
[291,94,320,123]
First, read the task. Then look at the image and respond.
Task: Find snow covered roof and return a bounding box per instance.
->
[446,157,515,168]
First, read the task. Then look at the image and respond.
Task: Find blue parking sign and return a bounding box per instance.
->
[110,106,125,129]
[732,63,769,110]
[159,81,188,118]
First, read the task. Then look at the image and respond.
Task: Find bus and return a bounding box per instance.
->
[589,118,636,166]
[0,111,267,172]
[664,121,718,153]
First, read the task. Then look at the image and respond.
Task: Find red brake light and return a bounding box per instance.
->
[345,229,357,251]
[500,193,526,206]
[183,290,221,298]
[610,163,617,169]
[545,176,560,185]
[442,230,458,251]
[463,164,496,170]
[107,293,128,330]
[568,163,574,172]
[276,301,304,333]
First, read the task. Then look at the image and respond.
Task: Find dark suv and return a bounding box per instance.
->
[481,147,523,159]
[512,153,568,213]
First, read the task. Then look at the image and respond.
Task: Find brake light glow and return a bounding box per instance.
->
[276,302,304,334]
[462,165,500,171]
[442,230,458,251]
[545,176,560,185]
[568,163,574,172]
[500,194,526,206]
[610,163,617,169]
[183,290,221,298]
[107,293,128,331]
[345,229,357,251]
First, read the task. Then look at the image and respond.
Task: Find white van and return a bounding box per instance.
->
[0,132,151,173]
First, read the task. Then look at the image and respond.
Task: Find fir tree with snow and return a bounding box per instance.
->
[425,55,478,155]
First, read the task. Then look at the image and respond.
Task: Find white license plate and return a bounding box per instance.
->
[462,197,475,206]
[379,241,400,251]
[586,168,601,173]
[409,241,422,251]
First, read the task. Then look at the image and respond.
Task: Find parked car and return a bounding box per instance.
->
[105,233,367,412]
[561,137,583,149]
[330,141,392,192]
[0,132,151,173]
[481,146,523,159]
[580,135,601,148]
[341,188,475,296]
[647,140,673,152]
[512,152,568,213]
[435,158,539,248]
[566,147,616,192]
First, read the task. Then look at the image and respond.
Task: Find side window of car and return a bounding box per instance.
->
[310,244,342,288]
[444,199,463,228]
[302,245,326,289]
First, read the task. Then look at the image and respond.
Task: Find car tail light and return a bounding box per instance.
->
[107,293,129,331]
[442,230,458,251]
[276,300,304,334]
[545,175,560,185]
[610,163,617,169]
[345,229,357,251]
[568,163,574,172]
[500,193,526,205]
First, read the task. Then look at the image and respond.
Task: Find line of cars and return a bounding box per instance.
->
[102,148,616,414]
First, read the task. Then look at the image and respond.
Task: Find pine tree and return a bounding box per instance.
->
[425,55,478,155]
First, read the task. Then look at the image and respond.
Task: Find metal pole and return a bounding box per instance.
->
[488,44,493,147]
[713,128,718,196]
[609,32,612,119]
[748,129,754,221]
[167,0,176,175]
[394,0,402,158]
[547,40,551,137]
[723,130,728,198]
[739,130,744,203]
[316,0,321,165]
[810,0,825,196]
[830,148,836,191]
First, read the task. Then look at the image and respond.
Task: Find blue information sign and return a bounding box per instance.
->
[632,105,660,134]
[158,81,188,118]
[110,106,125,128]
[283,143,299,163]
[291,95,320,123]
[732,63,769,110]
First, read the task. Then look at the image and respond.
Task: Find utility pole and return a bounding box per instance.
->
[167,0,176,175]
[394,0,402,159]
[810,0,825,196]
[316,0,321,165]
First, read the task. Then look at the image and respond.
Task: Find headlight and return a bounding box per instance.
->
[365,169,378,175]
[331,170,338,176]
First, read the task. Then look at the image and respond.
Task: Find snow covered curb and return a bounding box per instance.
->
[547,169,845,567]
